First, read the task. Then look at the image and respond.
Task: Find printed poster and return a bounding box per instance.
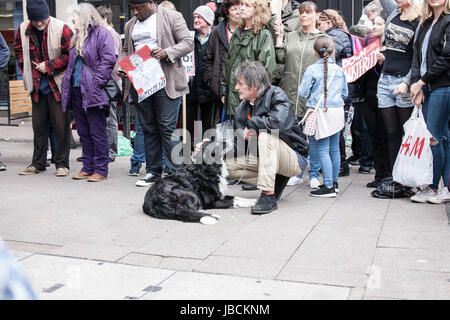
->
[182,31,195,76]
[118,45,166,103]
[342,39,380,83]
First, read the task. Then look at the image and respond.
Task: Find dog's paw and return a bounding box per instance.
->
[200,215,220,225]
[233,197,258,208]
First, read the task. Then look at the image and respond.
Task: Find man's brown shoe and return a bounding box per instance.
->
[87,173,107,182]
[72,171,91,180]
[19,165,44,175]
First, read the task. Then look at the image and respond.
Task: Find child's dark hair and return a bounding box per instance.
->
[313,36,335,107]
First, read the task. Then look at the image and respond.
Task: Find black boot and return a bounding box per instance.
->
[251,193,278,215]
[274,174,290,201]
[339,162,350,177]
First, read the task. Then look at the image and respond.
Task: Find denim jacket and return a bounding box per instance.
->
[298,58,348,109]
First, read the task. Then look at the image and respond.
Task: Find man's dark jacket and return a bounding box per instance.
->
[234,85,309,157]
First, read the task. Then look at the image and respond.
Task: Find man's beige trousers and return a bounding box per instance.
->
[226,132,302,192]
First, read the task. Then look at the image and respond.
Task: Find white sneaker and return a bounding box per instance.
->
[410,186,436,203]
[47,149,52,161]
[287,176,303,186]
[310,177,320,190]
[428,188,450,204]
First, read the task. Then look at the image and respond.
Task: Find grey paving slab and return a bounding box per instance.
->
[18,254,175,300]
[372,247,450,273]
[194,255,286,279]
[9,249,35,261]
[117,252,163,268]
[117,252,204,272]
[143,271,352,300]
[377,225,450,250]
[363,269,450,300]
[212,235,302,261]
[49,241,136,262]
[276,266,369,288]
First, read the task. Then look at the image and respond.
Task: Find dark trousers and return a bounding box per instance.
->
[133,88,182,175]
[31,92,70,171]
[351,101,373,166]
[362,98,391,181]
[380,106,414,172]
[71,87,109,176]
[185,100,215,143]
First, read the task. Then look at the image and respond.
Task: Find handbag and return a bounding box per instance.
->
[300,67,338,137]
[83,62,123,102]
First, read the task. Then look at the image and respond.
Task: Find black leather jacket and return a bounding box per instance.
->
[233,85,309,157]
[411,13,450,90]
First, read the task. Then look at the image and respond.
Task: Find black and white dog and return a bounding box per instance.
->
[142,142,256,224]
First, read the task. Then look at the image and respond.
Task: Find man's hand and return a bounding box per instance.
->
[273,20,284,47]
[194,138,211,153]
[393,82,408,95]
[152,47,168,60]
[117,68,128,79]
[34,62,47,74]
[243,127,256,140]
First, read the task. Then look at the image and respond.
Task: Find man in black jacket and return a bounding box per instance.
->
[226,61,308,214]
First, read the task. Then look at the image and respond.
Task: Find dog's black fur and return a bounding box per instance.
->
[142,162,237,223]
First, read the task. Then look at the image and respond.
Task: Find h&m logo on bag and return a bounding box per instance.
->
[400,135,426,159]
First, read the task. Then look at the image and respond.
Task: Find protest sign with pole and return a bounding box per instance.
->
[270,0,283,24]
[181,31,196,145]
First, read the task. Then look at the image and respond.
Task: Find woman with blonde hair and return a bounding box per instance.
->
[409,0,450,203]
[375,0,421,178]
[220,0,276,116]
[60,3,116,182]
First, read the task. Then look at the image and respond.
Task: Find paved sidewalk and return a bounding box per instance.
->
[1,119,449,300]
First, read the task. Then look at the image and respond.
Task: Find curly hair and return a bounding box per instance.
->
[239,0,271,35]
[221,0,240,18]
[71,3,109,57]
[318,9,348,32]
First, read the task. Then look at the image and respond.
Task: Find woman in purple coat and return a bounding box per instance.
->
[61,3,116,182]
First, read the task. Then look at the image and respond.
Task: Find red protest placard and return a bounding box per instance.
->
[118,45,166,102]
[342,39,380,83]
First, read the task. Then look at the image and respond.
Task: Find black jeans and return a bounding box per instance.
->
[133,88,183,175]
[362,98,391,181]
[185,100,215,143]
[350,101,373,167]
[31,92,71,171]
[380,105,414,172]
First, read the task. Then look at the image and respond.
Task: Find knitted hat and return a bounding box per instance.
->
[193,5,215,26]
[26,0,50,21]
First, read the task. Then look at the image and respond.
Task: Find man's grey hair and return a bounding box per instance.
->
[234,61,271,98]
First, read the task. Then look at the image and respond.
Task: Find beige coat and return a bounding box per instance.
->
[121,7,194,101]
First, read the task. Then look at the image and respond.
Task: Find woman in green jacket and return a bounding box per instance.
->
[274,1,324,119]
[221,0,276,116]
[274,1,325,188]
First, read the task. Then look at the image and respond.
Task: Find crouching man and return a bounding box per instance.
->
[199,61,308,214]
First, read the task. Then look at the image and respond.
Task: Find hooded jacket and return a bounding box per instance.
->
[221,27,276,115]
[276,29,325,118]
[61,24,116,112]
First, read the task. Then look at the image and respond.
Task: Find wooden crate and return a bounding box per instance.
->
[9,80,32,116]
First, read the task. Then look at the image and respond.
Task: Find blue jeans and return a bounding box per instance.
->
[130,114,145,166]
[308,135,321,180]
[422,86,450,189]
[317,132,341,187]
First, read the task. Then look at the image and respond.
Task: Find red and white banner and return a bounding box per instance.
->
[342,39,380,83]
